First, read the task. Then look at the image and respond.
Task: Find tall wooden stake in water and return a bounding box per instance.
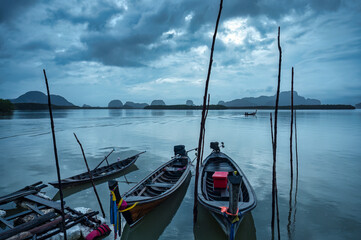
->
[43,69,67,240]
[193,0,223,224]
[290,67,294,179]
[288,67,295,239]
[271,27,282,240]
[73,133,106,218]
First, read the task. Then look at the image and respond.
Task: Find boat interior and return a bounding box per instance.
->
[129,157,188,198]
[202,157,250,203]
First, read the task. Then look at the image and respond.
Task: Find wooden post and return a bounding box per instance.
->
[228,175,242,214]
[73,133,106,218]
[93,149,114,170]
[43,69,67,240]
[271,27,282,240]
[193,0,223,224]
[108,181,133,225]
[288,67,295,238]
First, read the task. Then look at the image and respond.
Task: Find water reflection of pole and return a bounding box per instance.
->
[293,110,299,231]
[193,0,223,224]
[43,69,67,240]
[287,67,294,239]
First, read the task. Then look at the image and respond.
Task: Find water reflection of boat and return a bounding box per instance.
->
[245,110,257,116]
[197,142,257,239]
[194,204,256,240]
[120,172,191,240]
[49,151,144,189]
[110,145,191,227]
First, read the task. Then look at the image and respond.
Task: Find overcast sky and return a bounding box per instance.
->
[0,0,360,106]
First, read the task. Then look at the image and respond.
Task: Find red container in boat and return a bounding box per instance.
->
[212,171,228,189]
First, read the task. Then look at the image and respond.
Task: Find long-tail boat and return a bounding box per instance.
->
[245,109,257,116]
[197,142,257,239]
[109,145,191,229]
[49,151,145,188]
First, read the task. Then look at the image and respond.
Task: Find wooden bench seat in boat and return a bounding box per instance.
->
[146,183,174,188]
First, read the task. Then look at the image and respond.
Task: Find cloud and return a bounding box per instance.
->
[0,0,40,23]
[0,0,360,105]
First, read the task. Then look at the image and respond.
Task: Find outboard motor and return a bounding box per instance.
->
[210,142,220,152]
[174,145,186,156]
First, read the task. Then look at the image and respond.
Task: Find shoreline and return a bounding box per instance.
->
[10,103,356,111]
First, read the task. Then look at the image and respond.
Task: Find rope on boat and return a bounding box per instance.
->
[220,207,243,240]
[110,188,138,239]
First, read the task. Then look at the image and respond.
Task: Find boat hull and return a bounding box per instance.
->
[49,154,139,188]
[122,155,191,227]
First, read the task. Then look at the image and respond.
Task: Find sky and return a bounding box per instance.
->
[0,0,360,106]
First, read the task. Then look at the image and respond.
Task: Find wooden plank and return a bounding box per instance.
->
[24,195,62,211]
[0,190,38,205]
[137,171,165,196]
[0,217,14,229]
[0,183,47,205]
[0,212,56,240]
[146,183,173,188]
[5,206,46,221]
[26,203,45,216]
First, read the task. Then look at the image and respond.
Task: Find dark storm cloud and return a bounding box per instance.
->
[0,0,39,23]
[20,40,52,51]
[50,0,344,68]
[45,3,125,31]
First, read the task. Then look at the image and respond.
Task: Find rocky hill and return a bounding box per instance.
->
[186,100,194,106]
[218,91,320,107]
[108,100,123,108]
[10,91,75,106]
[151,100,166,106]
[123,101,149,109]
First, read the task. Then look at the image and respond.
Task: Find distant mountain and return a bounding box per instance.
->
[10,91,75,106]
[186,100,194,106]
[108,100,123,108]
[218,91,321,107]
[356,103,361,109]
[82,104,91,108]
[151,100,166,106]
[124,101,149,109]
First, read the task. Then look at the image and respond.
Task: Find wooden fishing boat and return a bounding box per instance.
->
[197,142,256,239]
[49,151,144,188]
[245,110,257,116]
[109,145,191,228]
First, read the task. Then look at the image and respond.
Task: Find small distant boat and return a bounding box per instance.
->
[109,145,191,227]
[245,110,257,116]
[197,142,257,239]
[49,151,145,188]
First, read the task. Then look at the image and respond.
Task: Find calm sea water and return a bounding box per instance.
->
[0,109,360,239]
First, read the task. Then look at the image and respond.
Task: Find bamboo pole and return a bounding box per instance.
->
[271,27,282,240]
[43,69,67,240]
[287,67,295,239]
[73,133,106,218]
[193,0,223,224]
[290,67,294,179]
